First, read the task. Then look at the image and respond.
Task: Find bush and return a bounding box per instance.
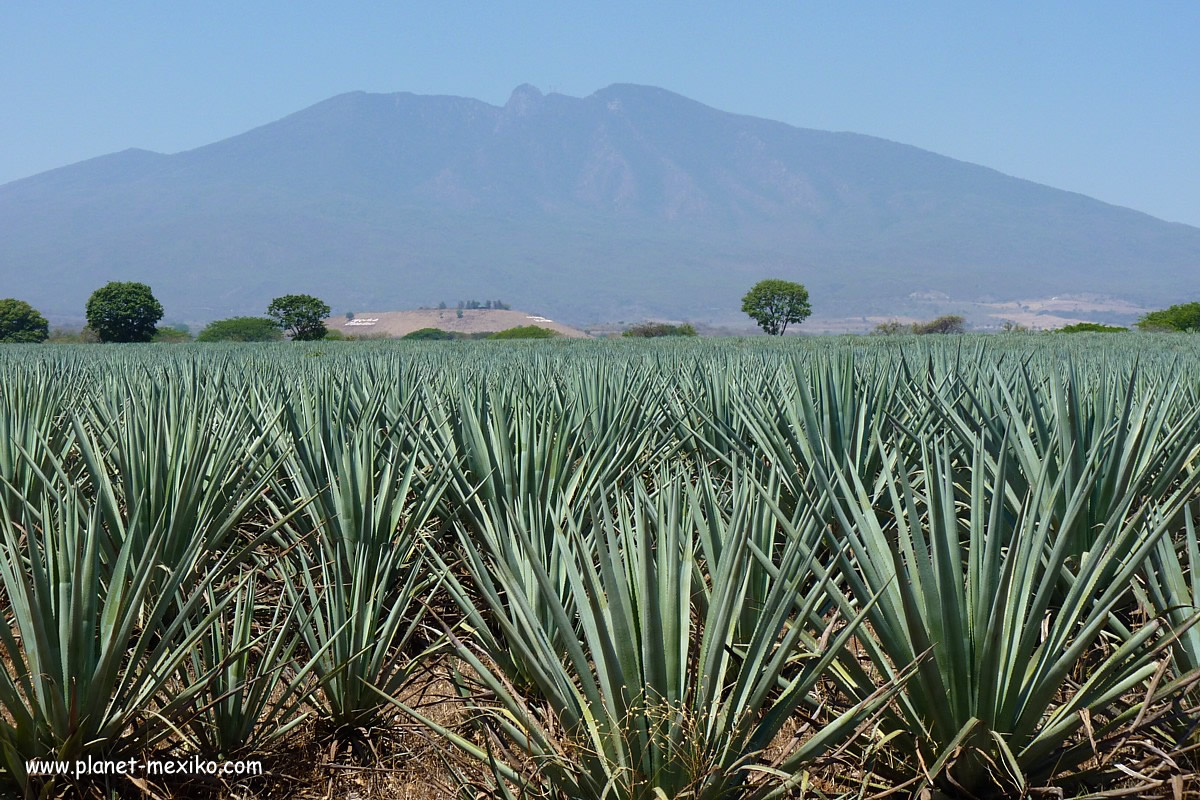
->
[197,317,284,342]
[489,326,558,340]
[403,327,460,341]
[622,322,698,338]
[1136,302,1200,332]
[152,324,193,343]
[46,327,98,343]
[912,314,966,335]
[1057,322,1127,333]
[871,320,912,335]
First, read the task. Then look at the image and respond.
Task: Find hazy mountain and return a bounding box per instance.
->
[1,83,1197,327]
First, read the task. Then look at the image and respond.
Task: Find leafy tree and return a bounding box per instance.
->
[267,294,331,340]
[1057,322,1127,333]
[197,316,284,342]
[741,279,811,335]
[913,315,966,335]
[85,281,164,343]
[622,322,698,338]
[489,326,558,340]
[0,298,50,343]
[1136,302,1200,332]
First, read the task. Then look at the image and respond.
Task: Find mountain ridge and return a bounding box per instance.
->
[1,83,1196,327]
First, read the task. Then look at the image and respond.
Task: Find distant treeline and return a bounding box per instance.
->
[428,300,511,310]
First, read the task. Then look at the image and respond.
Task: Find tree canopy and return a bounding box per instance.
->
[0,298,49,343]
[85,282,164,343]
[197,317,284,342]
[741,279,811,336]
[266,295,331,340]
[1137,302,1200,332]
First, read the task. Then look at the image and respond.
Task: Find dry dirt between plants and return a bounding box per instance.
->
[41,662,1200,800]
[51,668,485,800]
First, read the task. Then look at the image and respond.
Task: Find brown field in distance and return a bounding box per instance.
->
[330,308,591,338]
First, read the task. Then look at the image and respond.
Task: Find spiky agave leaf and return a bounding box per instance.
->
[0,485,259,791]
[275,418,449,731]
[816,429,1198,795]
[391,469,899,800]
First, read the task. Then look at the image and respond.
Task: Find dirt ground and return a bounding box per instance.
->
[330,309,590,338]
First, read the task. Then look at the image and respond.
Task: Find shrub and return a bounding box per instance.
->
[871,320,912,335]
[912,314,966,334]
[197,317,284,342]
[403,327,460,341]
[152,324,193,343]
[46,327,98,343]
[622,322,698,338]
[1057,322,1127,333]
[490,325,558,340]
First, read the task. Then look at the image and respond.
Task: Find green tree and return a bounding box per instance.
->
[741,279,811,335]
[197,316,285,342]
[266,294,331,340]
[1136,302,1200,332]
[913,314,966,334]
[0,298,49,343]
[85,281,164,343]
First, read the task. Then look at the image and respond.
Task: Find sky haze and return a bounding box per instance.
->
[3,2,1198,225]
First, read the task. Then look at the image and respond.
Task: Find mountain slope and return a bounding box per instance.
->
[1,84,1196,326]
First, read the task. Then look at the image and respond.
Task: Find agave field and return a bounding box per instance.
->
[2,335,1200,799]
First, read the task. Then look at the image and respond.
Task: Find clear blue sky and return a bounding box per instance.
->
[4,2,1198,225]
